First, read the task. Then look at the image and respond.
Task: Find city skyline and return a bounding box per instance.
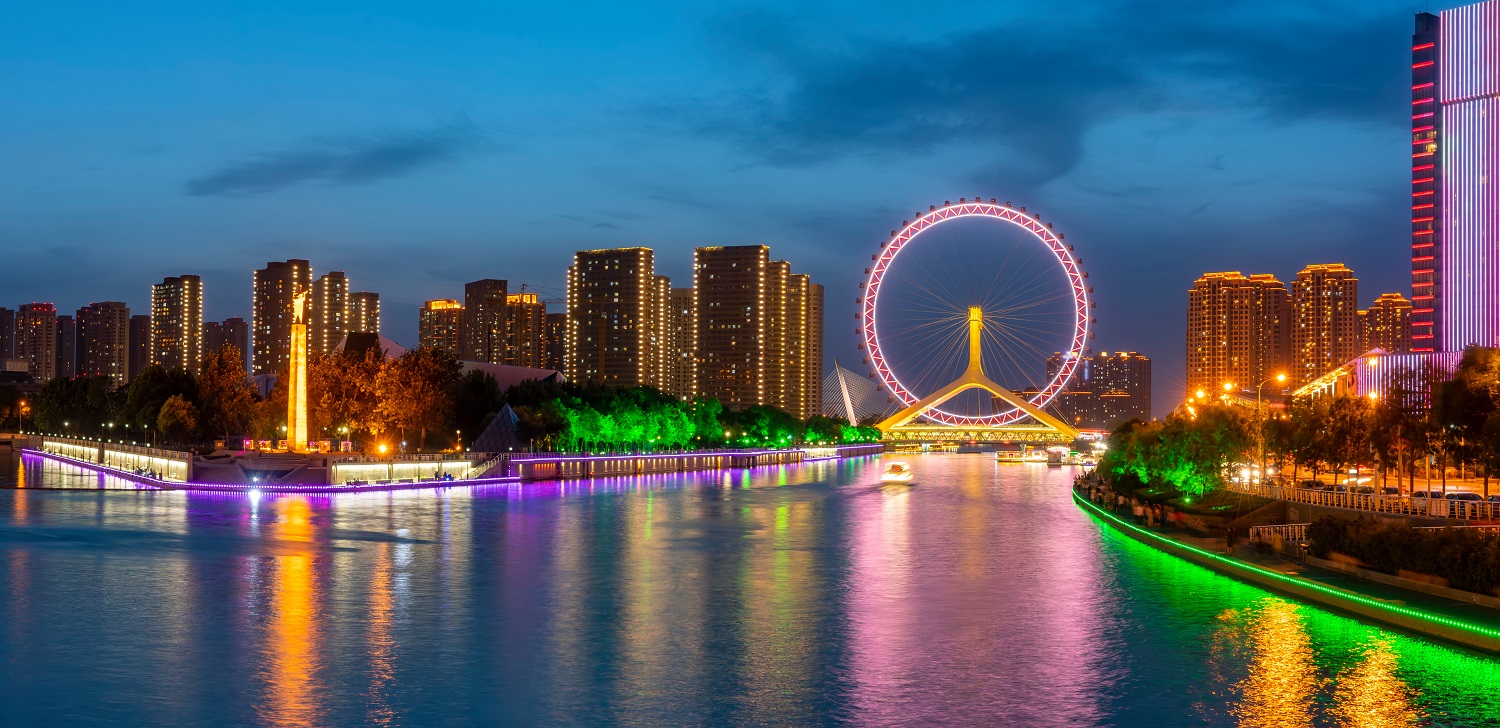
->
[1,1,1432,419]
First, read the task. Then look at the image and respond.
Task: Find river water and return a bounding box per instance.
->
[0,451,1497,726]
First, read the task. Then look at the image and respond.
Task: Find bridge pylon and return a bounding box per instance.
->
[876,307,1081,443]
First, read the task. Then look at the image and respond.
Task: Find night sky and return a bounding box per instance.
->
[2,1,1430,416]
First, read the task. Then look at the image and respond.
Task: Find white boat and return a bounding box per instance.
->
[880,462,914,483]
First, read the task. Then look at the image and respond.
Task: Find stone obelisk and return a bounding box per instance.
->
[286,291,309,453]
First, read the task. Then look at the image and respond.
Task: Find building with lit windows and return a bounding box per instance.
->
[127,314,150,382]
[204,318,249,364]
[1292,264,1360,386]
[1413,4,1500,351]
[543,312,566,371]
[419,299,465,357]
[309,272,349,354]
[565,248,663,387]
[1362,293,1413,353]
[16,303,58,382]
[463,279,508,363]
[54,315,75,380]
[0,307,13,362]
[505,292,547,368]
[151,274,203,373]
[252,260,310,377]
[666,287,696,399]
[693,245,822,418]
[76,301,131,388]
[348,291,380,336]
[1185,272,1290,397]
[1046,351,1150,429]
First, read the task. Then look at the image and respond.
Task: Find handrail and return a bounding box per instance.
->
[1225,480,1500,521]
[1249,523,1310,542]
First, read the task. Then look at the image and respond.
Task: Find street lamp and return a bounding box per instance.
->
[1256,372,1287,483]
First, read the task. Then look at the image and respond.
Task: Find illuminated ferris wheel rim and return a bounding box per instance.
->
[860,199,1091,426]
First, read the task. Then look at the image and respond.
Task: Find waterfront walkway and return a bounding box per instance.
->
[1073,484,1500,654]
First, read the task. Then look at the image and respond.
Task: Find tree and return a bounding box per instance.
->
[376,347,461,450]
[1323,395,1372,477]
[156,395,199,446]
[197,345,256,440]
[122,365,198,432]
[450,369,504,447]
[308,349,383,444]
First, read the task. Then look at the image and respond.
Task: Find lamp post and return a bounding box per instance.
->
[1256,373,1287,483]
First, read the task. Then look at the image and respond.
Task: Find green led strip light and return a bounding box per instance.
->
[1072,490,1500,642]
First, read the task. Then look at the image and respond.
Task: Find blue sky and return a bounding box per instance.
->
[1,1,1433,415]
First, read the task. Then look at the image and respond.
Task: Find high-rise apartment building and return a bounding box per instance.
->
[55,315,76,379]
[1047,351,1151,429]
[76,302,131,388]
[506,292,547,368]
[309,272,349,354]
[695,245,769,409]
[204,317,249,362]
[1363,293,1414,354]
[693,245,822,418]
[151,274,204,373]
[348,292,379,336]
[666,287,696,399]
[128,315,151,382]
[565,248,662,387]
[1292,264,1360,385]
[0,307,13,361]
[1411,4,1500,351]
[543,312,567,371]
[16,304,58,382]
[419,299,465,357]
[252,260,310,377]
[1186,272,1291,397]
[463,279,509,363]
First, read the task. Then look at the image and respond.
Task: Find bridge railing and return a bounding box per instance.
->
[1249,523,1309,544]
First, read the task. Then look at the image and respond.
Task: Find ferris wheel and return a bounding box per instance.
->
[860,199,1093,427]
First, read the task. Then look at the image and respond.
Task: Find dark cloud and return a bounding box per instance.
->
[184,122,488,196]
[655,3,1405,186]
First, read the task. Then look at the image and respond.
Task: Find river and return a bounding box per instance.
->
[0,451,1496,726]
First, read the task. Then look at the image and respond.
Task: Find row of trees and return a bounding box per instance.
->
[1101,346,1500,496]
[17,343,880,452]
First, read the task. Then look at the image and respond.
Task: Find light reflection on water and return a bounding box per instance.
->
[0,452,1497,726]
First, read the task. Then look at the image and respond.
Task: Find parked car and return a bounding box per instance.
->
[1488,494,1500,503]
[1353,485,1376,494]
[1299,479,1323,490]
[1381,486,1401,496]
[1446,492,1483,501]
[1410,490,1432,499]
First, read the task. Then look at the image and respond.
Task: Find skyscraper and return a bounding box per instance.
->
[128,314,151,382]
[1185,272,1291,396]
[1292,264,1360,385]
[565,248,662,387]
[666,287,696,399]
[543,312,567,371]
[1363,293,1414,354]
[505,292,547,368]
[693,245,822,417]
[309,272,349,354]
[204,318,249,362]
[76,302,131,388]
[1412,4,1500,351]
[253,260,310,377]
[151,274,204,373]
[463,279,508,363]
[16,303,57,382]
[695,245,769,409]
[419,299,465,357]
[1047,351,1151,429]
[0,307,13,362]
[54,315,76,379]
[348,291,380,336]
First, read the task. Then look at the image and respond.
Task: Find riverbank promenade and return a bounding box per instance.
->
[1074,481,1500,654]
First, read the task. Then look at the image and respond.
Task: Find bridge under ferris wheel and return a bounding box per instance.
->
[856,199,1092,444]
